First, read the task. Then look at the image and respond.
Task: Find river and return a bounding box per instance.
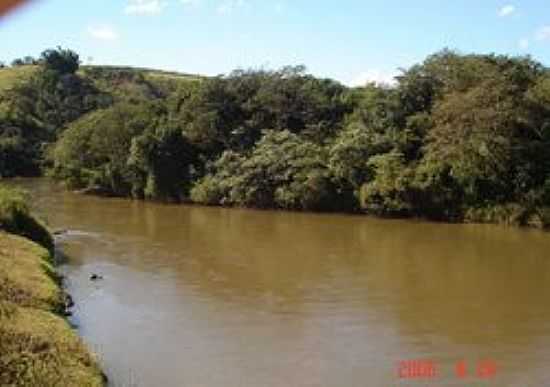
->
[9,178,550,386]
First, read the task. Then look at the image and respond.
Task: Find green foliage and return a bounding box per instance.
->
[177,67,349,154]
[328,121,394,201]
[4,47,550,228]
[188,174,226,205]
[82,66,164,103]
[359,152,415,215]
[40,47,80,75]
[0,115,46,177]
[423,77,518,203]
[128,123,198,200]
[0,186,53,251]
[10,58,24,67]
[464,204,530,226]
[9,67,111,133]
[0,65,38,94]
[0,234,104,387]
[191,130,339,210]
[0,49,113,178]
[51,102,162,196]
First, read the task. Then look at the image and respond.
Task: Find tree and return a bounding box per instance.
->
[10,58,24,67]
[8,61,112,133]
[0,117,44,177]
[128,123,198,201]
[248,67,348,142]
[177,66,349,155]
[40,47,80,75]
[422,77,521,203]
[191,130,339,210]
[178,76,246,154]
[359,151,416,215]
[51,102,162,195]
[328,121,394,199]
[4,47,549,228]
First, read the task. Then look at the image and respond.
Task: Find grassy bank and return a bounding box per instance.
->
[0,186,53,251]
[0,186,104,386]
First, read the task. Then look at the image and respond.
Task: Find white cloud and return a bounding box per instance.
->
[124,0,165,15]
[498,5,516,17]
[519,38,529,49]
[535,25,550,41]
[87,26,118,41]
[349,70,397,87]
[217,0,245,14]
[181,0,201,6]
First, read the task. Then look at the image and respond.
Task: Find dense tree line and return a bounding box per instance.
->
[2,48,550,228]
[0,47,112,177]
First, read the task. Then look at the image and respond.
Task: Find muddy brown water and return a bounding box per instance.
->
[8,178,550,386]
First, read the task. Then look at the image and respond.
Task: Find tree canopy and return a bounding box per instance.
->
[40,47,80,75]
[2,48,550,228]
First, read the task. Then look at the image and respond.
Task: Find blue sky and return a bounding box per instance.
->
[1,0,549,85]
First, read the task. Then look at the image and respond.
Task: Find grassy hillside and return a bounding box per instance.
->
[0,63,202,102]
[0,62,203,178]
[0,65,39,94]
[0,64,199,89]
[0,186,53,250]
[0,66,40,117]
[0,186,104,386]
[80,64,201,80]
[80,65,202,97]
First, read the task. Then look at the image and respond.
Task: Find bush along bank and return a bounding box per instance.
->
[47,50,550,229]
[0,185,105,386]
[2,48,550,229]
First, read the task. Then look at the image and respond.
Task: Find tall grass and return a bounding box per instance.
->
[0,193,105,386]
[0,185,53,251]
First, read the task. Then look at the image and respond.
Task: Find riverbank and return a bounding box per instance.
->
[0,186,104,386]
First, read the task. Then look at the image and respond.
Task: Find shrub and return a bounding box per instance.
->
[0,186,53,251]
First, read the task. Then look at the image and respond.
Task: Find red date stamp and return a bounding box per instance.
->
[398,359,497,380]
[398,360,437,379]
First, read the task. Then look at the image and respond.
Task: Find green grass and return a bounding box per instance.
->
[79,64,201,80]
[0,64,200,99]
[77,64,202,103]
[0,186,104,386]
[0,65,38,94]
[0,186,53,251]
[0,64,202,107]
[0,232,104,387]
[0,233,60,311]
[0,66,39,116]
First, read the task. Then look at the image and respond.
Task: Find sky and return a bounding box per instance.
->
[1,0,549,86]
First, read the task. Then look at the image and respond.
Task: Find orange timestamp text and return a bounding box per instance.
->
[397,359,497,380]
